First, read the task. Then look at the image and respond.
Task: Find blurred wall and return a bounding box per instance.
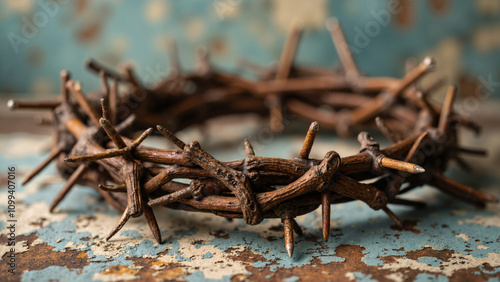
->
[1,0,500,100]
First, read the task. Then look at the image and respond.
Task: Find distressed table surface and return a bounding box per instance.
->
[0,127,499,282]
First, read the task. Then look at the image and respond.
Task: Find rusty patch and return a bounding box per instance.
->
[429,0,449,14]
[390,219,421,234]
[395,0,415,29]
[0,234,89,281]
[76,21,102,43]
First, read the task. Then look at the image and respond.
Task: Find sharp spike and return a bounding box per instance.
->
[7,99,60,110]
[101,98,112,123]
[457,147,487,156]
[143,204,162,244]
[129,128,154,150]
[431,172,498,205]
[291,218,303,236]
[156,125,186,149]
[375,117,401,143]
[298,121,319,159]
[244,139,255,157]
[417,91,438,121]
[382,206,403,229]
[66,80,101,125]
[99,70,109,97]
[326,17,359,78]
[438,85,457,132]
[22,148,63,185]
[389,198,426,209]
[148,187,192,207]
[85,57,124,82]
[65,149,127,163]
[60,70,70,102]
[380,157,425,174]
[321,191,331,241]
[283,218,294,258]
[100,117,127,149]
[99,183,127,192]
[106,209,131,241]
[50,164,87,212]
[115,114,136,133]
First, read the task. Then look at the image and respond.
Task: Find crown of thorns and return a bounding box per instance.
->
[9,19,496,258]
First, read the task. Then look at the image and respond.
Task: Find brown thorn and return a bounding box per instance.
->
[65,149,128,163]
[50,164,87,212]
[379,157,425,174]
[457,147,487,156]
[321,190,331,241]
[100,117,127,149]
[148,187,192,207]
[109,79,118,124]
[438,85,457,132]
[244,139,255,157]
[85,58,124,82]
[382,206,403,229]
[101,98,111,123]
[123,63,142,90]
[405,131,429,162]
[326,18,359,78]
[115,114,136,133]
[298,121,319,159]
[7,99,60,110]
[156,125,185,149]
[129,128,154,150]
[99,183,127,192]
[431,172,498,205]
[143,204,162,244]
[99,70,109,97]
[94,188,126,213]
[60,70,70,102]
[106,209,131,241]
[66,80,101,125]
[375,117,401,143]
[283,218,294,258]
[453,155,472,172]
[22,147,62,185]
[417,91,438,120]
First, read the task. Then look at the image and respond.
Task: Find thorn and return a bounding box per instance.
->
[298,121,319,159]
[66,80,101,125]
[389,198,426,209]
[60,70,70,102]
[22,148,63,185]
[380,157,425,174]
[100,117,127,149]
[156,125,186,149]
[244,139,255,157]
[284,218,294,258]
[382,206,403,229]
[375,116,401,143]
[438,85,457,132]
[50,164,87,212]
[106,209,131,241]
[143,204,162,244]
[322,191,331,241]
[98,183,126,192]
[7,99,59,110]
[65,149,127,163]
[129,128,154,150]
[326,17,359,78]
[148,187,192,207]
[101,98,111,123]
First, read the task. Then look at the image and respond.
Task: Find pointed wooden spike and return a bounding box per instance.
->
[321,191,331,242]
[85,57,124,82]
[60,70,70,102]
[106,209,131,241]
[298,121,319,159]
[129,128,154,150]
[22,148,62,185]
[99,183,127,192]
[99,70,109,97]
[143,204,162,244]
[66,80,101,125]
[7,99,60,110]
[457,147,487,156]
[382,206,403,229]
[101,98,112,123]
[100,117,127,149]
[148,187,192,207]
[65,149,127,163]
[438,85,457,132]
[375,117,401,143]
[123,63,142,90]
[405,131,429,162]
[431,172,498,205]
[277,21,303,79]
[115,114,136,133]
[156,125,186,149]
[380,157,425,174]
[94,188,126,212]
[167,38,180,75]
[50,164,87,212]
[326,18,359,78]
[283,218,294,258]
[417,91,438,120]
[109,79,118,124]
[244,139,255,157]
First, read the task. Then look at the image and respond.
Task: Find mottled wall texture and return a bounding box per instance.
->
[1,0,500,99]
